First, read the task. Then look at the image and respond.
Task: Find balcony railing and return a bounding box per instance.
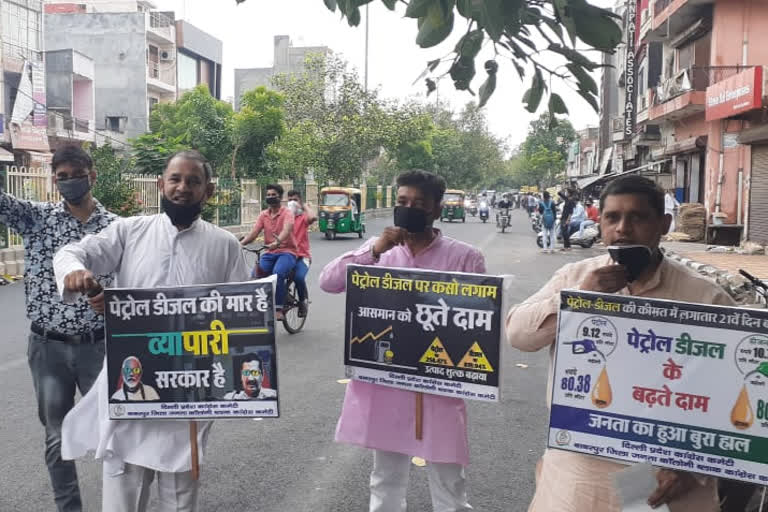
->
[148,12,174,41]
[48,112,94,137]
[148,62,176,88]
[654,66,750,106]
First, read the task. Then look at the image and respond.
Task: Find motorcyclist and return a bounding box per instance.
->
[478,194,490,222]
[496,194,512,226]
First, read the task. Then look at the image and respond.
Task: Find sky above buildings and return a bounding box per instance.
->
[154,0,615,149]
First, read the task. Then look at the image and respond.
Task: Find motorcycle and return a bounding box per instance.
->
[531,211,542,234]
[497,209,511,233]
[468,200,478,217]
[537,220,599,249]
[478,201,490,223]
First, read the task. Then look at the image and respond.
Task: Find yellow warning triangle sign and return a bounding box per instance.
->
[457,342,494,372]
[419,337,454,367]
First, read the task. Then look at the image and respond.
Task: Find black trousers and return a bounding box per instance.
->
[561,221,571,248]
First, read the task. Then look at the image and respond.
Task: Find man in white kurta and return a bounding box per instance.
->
[54,151,251,512]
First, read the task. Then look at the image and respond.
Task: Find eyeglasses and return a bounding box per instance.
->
[123,367,141,375]
[242,369,261,377]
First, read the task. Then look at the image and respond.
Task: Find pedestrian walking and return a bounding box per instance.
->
[558,189,576,251]
[538,191,557,253]
[319,169,484,512]
[0,145,115,512]
[506,176,735,512]
[54,150,250,512]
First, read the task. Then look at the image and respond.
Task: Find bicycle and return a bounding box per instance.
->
[242,246,307,334]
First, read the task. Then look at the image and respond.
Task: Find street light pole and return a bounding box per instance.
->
[364,3,369,92]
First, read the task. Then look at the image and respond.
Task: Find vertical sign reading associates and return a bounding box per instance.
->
[550,290,768,485]
[623,0,637,140]
[105,279,280,420]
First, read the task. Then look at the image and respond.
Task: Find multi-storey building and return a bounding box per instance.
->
[176,19,222,99]
[645,0,768,244]
[567,127,600,179]
[1,0,50,163]
[45,0,178,141]
[234,35,329,111]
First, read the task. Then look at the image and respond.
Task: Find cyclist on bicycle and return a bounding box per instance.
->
[286,189,317,318]
[240,183,297,321]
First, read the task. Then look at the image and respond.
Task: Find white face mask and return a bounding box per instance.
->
[286,200,302,216]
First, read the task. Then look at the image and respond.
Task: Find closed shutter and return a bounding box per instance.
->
[749,145,768,244]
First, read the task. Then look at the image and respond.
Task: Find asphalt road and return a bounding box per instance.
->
[0,209,602,512]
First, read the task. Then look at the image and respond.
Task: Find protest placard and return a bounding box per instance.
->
[105,279,279,420]
[549,290,768,485]
[344,264,502,402]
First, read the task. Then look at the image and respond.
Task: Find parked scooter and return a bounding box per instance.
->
[537,220,599,249]
[479,200,490,223]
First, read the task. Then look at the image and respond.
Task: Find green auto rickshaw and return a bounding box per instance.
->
[318,187,365,239]
[441,189,466,222]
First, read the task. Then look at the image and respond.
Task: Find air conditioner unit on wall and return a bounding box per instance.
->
[160,50,174,61]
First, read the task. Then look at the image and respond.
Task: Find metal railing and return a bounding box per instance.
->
[48,112,93,135]
[2,165,58,248]
[147,61,176,87]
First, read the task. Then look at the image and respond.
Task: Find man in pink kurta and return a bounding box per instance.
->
[319,170,484,512]
[507,175,735,512]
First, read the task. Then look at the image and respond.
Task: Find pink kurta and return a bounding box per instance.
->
[319,230,486,465]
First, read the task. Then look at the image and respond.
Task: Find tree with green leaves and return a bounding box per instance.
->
[131,133,189,175]
[236,0,622,115]
[271,54,426,184]
[148,85,233,171]
[87,143,142,216]
[521,111,576,162]
[231,87,286,178]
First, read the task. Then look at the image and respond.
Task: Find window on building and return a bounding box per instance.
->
[2,1,42,55]
[178,52,198,92]
[106,116,126,133]
[148,97,159,114]
[638,64,648,109]
[148,45,159,79]
[677,43,693,72]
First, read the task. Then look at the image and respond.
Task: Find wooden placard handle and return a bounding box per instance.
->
[415,392,423,441]
[189,421,200,480]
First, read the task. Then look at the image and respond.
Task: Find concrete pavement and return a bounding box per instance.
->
[0,209,604,511]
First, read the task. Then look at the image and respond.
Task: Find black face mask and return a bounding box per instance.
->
[608,245,654,282]
[57,176,91,205]
[162,196,203,226]
[394,205,429,233]
[265,196,280,207]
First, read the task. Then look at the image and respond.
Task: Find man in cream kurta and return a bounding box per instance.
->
[54,151,250,512]
[507,175,733,512]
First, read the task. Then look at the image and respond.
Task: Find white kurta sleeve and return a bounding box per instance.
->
[226,237,252,283]
[54,218,128,302]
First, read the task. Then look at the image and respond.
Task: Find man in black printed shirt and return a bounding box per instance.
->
[0,145,115,512]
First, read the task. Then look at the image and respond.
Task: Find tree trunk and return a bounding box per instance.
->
[231,145,240,179]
